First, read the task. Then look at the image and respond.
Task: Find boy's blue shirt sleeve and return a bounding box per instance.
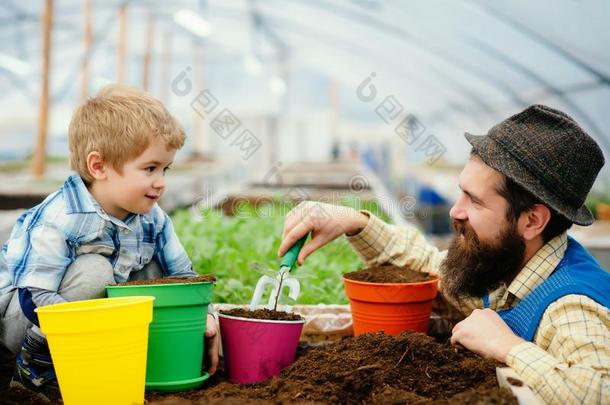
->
[153,208,196,278]
[5,190,76,293]
[11,221,73,292]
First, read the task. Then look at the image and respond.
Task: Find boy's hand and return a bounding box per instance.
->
[204,313,219,375]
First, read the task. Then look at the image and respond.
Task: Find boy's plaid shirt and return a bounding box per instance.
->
[0,174,195,295]
[348,213,610,405]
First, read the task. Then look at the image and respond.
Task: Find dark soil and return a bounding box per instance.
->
[344,265,433,283]
[0,332,517,405]
[506,377,523,387]
[0,341,14,391]
[220,308,304,321]
[146,331,517,405]
[2,384,52,405]
[0,331,517,405]
[117,275,216,286]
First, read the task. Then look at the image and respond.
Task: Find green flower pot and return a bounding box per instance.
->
[106,281,214,392]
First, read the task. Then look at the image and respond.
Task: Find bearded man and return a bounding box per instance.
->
[279,105,610,404]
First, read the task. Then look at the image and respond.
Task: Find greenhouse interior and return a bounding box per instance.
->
[0,1,609,404]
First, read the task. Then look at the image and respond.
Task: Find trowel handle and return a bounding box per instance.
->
[279,234,308,271]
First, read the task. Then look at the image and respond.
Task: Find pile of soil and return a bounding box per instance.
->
[147,332,517,405]
[1,385,51,405]
[344,265,433,283]
[220,308,304,321]
[1,331,517,404]
[117,275,216,286]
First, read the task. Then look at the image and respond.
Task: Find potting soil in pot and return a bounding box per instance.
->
[220,308,303,321]
[145,331,518,405]
[343,264,439,335]
[117,275,217,286]
[218,308,306,384]
[344,264,432,283]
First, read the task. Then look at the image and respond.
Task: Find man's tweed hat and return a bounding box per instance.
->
[465,104,604,226]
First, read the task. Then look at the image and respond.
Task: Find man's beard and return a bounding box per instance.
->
[440,218,526,300]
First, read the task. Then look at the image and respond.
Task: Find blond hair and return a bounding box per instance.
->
[69,84,185,184]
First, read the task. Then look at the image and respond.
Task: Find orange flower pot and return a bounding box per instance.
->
[342,275,439,335]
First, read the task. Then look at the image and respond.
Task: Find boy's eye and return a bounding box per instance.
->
[145,166,155,173]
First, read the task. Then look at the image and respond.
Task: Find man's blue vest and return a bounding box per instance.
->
[483,236,610,342]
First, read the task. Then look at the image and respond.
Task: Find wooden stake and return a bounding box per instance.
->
[81,0,92,101]
[142,11,154,91]
[33,0,54,179]
[191,39,205,157]
[117,3,127,83]
[159,30,172,103]
[329,78,339,134]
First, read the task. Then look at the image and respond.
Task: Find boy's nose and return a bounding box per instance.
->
[152,175,165,189]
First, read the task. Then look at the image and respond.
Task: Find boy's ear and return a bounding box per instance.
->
[86,151,107,180]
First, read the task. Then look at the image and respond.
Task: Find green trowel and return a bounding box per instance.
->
[249,234,308,312]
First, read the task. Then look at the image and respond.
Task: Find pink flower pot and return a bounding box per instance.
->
[218,313,305,384]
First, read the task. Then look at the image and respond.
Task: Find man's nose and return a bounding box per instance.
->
[449,196,467,221]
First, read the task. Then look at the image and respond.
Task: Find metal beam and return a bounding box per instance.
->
[248,0,290,59]
[475,3,610,85]
[470,38,610,154]
[296,0,529,108]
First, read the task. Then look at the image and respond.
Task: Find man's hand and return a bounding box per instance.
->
[204,313,219,375]
[278,201,369,264]
[450,308,525,363]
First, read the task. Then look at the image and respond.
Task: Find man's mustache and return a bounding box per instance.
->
[452,219,464,235]
[451,219,477,245]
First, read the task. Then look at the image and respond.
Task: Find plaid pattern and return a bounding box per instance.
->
[0,175,195,295]
[348,213,610,404]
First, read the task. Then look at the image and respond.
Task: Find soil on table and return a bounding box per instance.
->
[344,265,433,283]
[116,275,216,286]
[220,308,304,321]
[146,331,517,405]
[1,331,518,404]
[2,384,52,405]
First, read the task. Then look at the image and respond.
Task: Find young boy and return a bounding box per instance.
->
[0,85,218,399]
